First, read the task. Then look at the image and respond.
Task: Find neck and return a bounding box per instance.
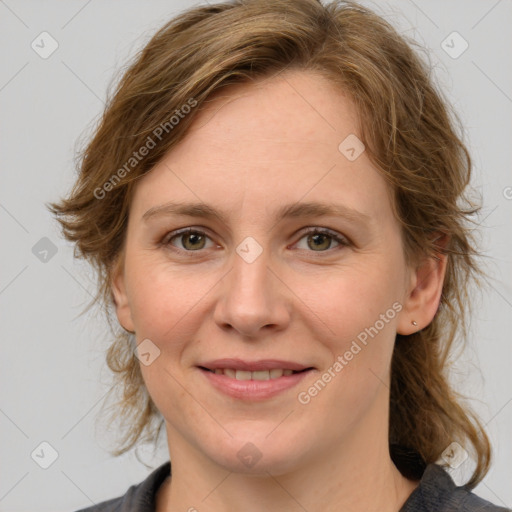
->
[158,421,419,512]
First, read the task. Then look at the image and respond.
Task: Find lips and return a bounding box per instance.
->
[208,368,295,380]
[197,358,314,400]
[198,358,312,372]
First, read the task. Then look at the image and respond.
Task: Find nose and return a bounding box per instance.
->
[213,242,291,338]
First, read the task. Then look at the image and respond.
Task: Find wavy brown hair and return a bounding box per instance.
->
[48,0,491,486]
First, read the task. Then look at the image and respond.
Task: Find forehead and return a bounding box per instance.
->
[130,69,392,227]
[188,69,361,147]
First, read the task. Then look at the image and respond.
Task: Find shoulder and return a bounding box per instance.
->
[74,495,124,512]
[72,461,171,512]
[401,463,510,512]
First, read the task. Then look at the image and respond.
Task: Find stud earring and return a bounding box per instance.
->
[411,320,418,326]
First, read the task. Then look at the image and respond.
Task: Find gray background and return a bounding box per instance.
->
[1,1,511,511]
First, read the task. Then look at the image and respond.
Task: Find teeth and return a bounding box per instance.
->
[270,368,284,379]
[224,368,236,379]
[211,368,299,380]
[252,370,270,381]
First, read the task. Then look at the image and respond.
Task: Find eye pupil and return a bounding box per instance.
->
[183,232,205,250]
[308,233,331,251]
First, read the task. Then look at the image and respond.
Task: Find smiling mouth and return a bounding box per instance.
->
[196,359,315,400]
[198,367,312,380]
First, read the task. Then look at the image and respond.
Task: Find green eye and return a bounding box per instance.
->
[295,228,349,252]
[165,229,213,251]
[178,232,207,250]
[161,226,349,256]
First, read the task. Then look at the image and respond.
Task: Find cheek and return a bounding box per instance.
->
[294,268,401,428]
[303,259,403,343]
[126,255,212,338]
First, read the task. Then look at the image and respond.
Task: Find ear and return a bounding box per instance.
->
[397,234,449,335]
[110,253,135,333]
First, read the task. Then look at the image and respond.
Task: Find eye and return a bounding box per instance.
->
[294,227,349,252]
[160,226,350,255]
[163,228,215,252]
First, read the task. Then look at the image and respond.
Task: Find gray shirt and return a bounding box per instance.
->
[74,457,510,511]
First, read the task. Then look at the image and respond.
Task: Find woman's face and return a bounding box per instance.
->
[112,70,439,474]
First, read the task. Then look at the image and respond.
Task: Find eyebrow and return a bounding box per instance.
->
[142,201,372,227]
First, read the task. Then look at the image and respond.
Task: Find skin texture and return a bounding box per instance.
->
[112,70,447,512]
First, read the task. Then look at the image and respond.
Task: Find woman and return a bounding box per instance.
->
[49,0,509,510]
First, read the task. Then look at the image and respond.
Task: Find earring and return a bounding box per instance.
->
[411,320,418,326]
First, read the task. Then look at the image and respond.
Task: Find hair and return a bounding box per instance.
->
[48,0,491,487]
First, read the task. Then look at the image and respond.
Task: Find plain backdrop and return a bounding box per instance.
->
[1,1,511,511]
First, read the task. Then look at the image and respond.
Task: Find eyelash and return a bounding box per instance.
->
[159,226,350,256]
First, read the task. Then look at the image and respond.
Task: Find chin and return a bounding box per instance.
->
[204,429,311,476]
